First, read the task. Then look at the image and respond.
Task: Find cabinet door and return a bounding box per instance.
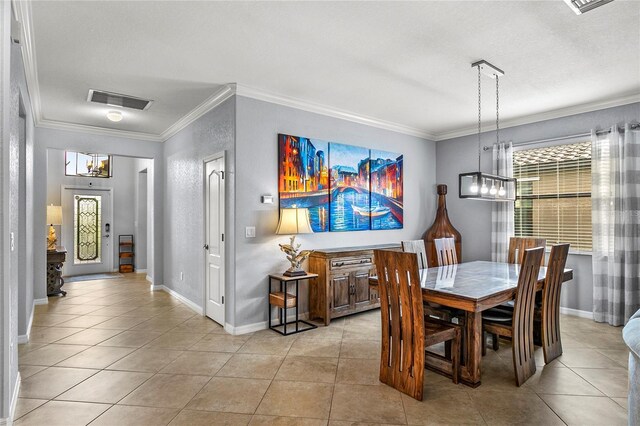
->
[353,269,372,308]
[331,273,351,314]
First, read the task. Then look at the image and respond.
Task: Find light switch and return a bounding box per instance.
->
[245,226,256,238]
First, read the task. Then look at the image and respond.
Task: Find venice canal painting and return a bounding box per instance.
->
[278,134,403,232]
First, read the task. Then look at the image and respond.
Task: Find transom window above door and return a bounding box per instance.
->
[65,151,112,178]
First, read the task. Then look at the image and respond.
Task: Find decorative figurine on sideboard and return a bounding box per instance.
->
[276,207,314,276]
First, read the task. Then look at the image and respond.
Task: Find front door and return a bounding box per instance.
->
[61,188,113,276]
[205,156,225,325]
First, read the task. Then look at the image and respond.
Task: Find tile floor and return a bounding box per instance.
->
[15,273,629,425]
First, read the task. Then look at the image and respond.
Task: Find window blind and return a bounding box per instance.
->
[513,141,592,252]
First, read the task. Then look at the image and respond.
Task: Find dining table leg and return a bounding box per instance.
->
[460,310,482,387]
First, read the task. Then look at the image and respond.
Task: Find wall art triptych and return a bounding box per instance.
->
[278,133,403,232]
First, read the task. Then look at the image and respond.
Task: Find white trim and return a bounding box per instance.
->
[225,312,311,336]
[154,285,204,316]
[36,118,163,142]
[33,298,47,305]
[560,306,593,320]
[7,372,20,425]
[234,83,436,140]
[434,91,640,141]
[146,275,153,284]
[17,302,35,344]
[159,86,234,141]
[135,269,147,274]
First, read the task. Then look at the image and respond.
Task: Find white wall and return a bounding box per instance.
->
[435,102,640,313]
[134,159,151,271]
[33,127,164,299]
[46,150,140,274]
[234,95,437,329]
[162,97,236,322]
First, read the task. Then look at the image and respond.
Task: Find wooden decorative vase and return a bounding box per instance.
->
[422,184,462,267]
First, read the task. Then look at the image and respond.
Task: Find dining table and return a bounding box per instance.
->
[369,260,573,387]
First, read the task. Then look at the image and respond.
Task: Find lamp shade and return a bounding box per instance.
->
[47,205,63,225]
[275,208,313,235]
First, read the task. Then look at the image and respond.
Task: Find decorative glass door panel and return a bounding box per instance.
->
[74,195,102,264]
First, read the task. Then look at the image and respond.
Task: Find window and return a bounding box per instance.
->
[513,141,592,252]
[74,195,102,264]
[65,151,112,178]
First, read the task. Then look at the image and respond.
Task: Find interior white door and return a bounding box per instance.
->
[61,188,113,276]
[205,156,225,325]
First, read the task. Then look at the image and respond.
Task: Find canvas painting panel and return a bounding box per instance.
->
[370,149,403,230]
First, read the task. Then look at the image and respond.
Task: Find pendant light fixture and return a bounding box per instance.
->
[459,60,516,202]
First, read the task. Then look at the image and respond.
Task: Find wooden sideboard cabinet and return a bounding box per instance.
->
[308,244,401,325]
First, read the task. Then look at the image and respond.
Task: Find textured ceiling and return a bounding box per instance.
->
[22,1,640,140]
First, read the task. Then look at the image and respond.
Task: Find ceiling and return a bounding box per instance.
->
[15,1,640,142]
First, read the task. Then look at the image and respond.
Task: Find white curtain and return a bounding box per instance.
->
[592,124,640,326]
[491,142,514,262]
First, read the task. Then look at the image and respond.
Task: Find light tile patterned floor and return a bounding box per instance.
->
[15,273,629,425]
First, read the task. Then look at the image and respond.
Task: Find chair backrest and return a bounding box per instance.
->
[541,244,570,362]
[508,237,546,266]
[402,240,428,269]
[511,247,545,386]
[374,249,425,401]
[434,237,458,266]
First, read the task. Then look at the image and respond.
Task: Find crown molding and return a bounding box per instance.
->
[13,0,42,122]
[159,84,234,141]
[433,91,640,142]
[36,118,164,142]
[235,83,438,141]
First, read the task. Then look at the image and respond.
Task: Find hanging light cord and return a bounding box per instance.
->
[477,65,482,171]
[496,75,500,146]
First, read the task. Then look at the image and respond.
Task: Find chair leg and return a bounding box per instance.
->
[492,333,499,351]
[482,331,487,356]
[445,341,452,359]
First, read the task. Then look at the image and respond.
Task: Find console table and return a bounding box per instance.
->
[308,244,401,325]
[47,246,67,296]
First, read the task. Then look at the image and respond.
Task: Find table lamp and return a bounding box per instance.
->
[275,207,314,276]
[47,204,63,251]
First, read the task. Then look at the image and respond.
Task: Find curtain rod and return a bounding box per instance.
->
[482,123,640,151]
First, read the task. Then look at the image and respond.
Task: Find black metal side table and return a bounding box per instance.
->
[268,273,318,335]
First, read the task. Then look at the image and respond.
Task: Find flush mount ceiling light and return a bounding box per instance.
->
[563,0,614,15]
[106,110,123,122]
[459,60,516,202]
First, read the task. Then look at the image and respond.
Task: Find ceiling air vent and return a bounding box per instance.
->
[563,0,614,15]
[87,89,153,111]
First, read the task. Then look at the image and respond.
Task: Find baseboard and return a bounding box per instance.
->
[150,284,163,291]
[156,285,204,316]
[146,275,153,284]
[226,312,310,336]
[136,269,147,273]
[6,372,21,425]
[33,298,48,305]
[17,303,36,344]
[560,307,593,319]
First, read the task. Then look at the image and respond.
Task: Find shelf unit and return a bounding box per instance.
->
[119,234,135,273]
[268,273,318,335]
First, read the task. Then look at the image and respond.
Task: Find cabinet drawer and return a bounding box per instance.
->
[330,256,373,270]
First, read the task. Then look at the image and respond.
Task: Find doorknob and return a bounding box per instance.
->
[203,244,209,250]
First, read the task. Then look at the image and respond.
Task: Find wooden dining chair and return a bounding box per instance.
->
[374,250,461,400]
[538,243,570,364]
[401,240,428,269]
[508,237,546,266]
[482,247,544,386]
[434,237,458,266]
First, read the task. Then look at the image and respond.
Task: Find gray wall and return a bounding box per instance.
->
[34,127,164,299]
[134,159,151,271]
[436,102,640,313]
[162,97,236,322]
[46,151,139,273]
[234,95,437,328]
